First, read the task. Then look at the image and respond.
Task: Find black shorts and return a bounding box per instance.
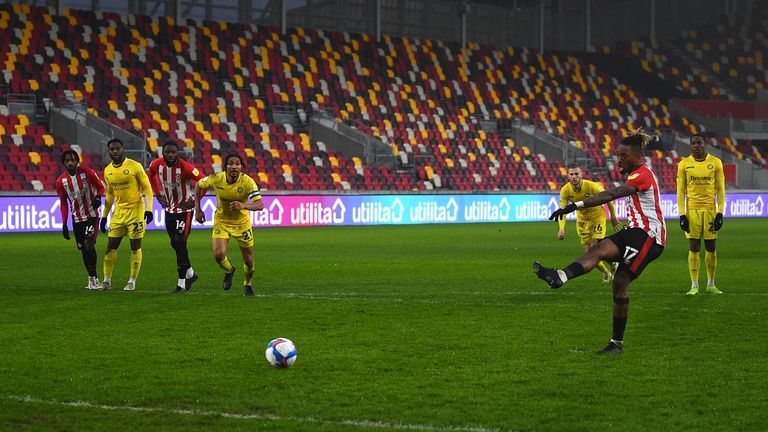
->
[606,227,664,280]
[165,211,193,241]
[74,217,99,250]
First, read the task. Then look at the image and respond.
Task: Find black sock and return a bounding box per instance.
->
[563,262,585,280]
[612,297,629,341]
[174,240,191,278]
[612,316,628,342]
[82,249,97,277]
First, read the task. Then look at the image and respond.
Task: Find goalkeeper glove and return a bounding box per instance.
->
[92,196,102,210]
[62,225,70,240]
[99,218,108,233]
[144,210,153,224]
[679,215,689,233]
[713,213,723,231]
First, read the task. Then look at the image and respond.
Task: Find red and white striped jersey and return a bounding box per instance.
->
[147,157,204,214]
[625,164,667,246]
[56,166,106,224]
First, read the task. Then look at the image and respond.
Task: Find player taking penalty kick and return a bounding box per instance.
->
[100,138,154,291]
[557,163,621,282]
[195,154,264,297]
[534,130,666,355]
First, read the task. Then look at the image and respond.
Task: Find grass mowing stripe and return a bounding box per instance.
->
[5,395,500,432]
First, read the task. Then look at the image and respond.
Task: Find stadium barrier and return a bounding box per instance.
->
[0,193,765,233]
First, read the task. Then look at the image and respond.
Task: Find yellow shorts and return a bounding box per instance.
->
[686,209,718,240]
[576,218,607,245]
[109,207,145,239]
[212,220,254,248]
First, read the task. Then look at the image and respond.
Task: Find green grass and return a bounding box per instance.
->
[1,220,767,431]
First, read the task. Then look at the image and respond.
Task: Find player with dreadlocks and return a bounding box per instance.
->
[533,130,667,354]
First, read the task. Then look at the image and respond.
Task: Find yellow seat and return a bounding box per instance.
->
[211,154,222,166]
[258,172,269,184]
[425,166,434,180]
[29,151,41,165]
[42,134,55,147]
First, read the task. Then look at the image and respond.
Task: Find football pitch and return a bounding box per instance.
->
[1,219,766,431]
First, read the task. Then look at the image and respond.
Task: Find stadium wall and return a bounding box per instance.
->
[0,192,765,233]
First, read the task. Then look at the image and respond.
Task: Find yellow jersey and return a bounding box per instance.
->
[198,172,262,225]
[102,157,153,214]
[558,179,616,230]
[676,153,725,213]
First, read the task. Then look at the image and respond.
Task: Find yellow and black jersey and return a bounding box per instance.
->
[676,154,725,213]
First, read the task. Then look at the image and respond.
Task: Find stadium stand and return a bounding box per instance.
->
[0,3,763,194]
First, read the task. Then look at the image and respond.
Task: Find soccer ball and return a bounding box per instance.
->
[265,338,297,368]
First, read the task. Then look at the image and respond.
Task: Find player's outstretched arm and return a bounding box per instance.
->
[549,184,637,220]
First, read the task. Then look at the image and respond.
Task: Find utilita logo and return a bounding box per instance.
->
[289,199,345,224]
[351,199,404,223]
[729,196,764,216]
[409,198,458,222]
[464,198,511,221]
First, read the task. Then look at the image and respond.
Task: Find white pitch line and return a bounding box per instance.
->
[5,395,501,432]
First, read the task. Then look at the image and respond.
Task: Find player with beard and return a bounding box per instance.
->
[148,141,205,293]
[534,130,666,354]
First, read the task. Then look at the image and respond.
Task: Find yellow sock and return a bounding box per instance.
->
[688,251,700,286]
[103,249,117,279]
[217,256,234,273]
[705,251,717,284]
[596,261,609,274]
[130,249,143,280]
[244,263,255,286]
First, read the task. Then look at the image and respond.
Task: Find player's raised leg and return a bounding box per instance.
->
[535,239,621,289]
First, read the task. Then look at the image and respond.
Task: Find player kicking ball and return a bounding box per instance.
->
[534,130,666,355]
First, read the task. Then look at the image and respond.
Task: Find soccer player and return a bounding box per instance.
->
[194,153,264,297]
[677,134,725,295]
[99,138,154,291]
[147,141,205,293]
[557,163,622,283]
[534,130,666,355]
[56,149,106,290]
